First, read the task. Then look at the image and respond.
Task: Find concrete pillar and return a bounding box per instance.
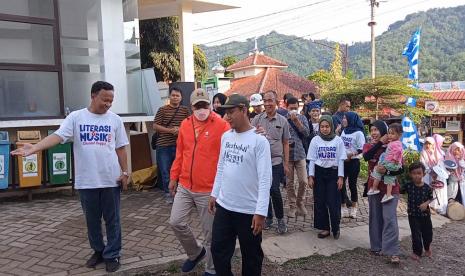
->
[100,0,129,113]
[178,2,195,82]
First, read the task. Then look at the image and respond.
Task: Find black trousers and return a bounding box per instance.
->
[342,159,360,206]
[314,165,341,235]
[211,204,264,276]
[267,163,285,220]
[408,215,433,256]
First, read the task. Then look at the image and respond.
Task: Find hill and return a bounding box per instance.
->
[200,5,465,82]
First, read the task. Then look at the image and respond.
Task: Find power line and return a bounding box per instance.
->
[195,0,343,39]
[206,0,432,64]
[200,0,365,46]
[193,0,334,31]
[201,0,367,59]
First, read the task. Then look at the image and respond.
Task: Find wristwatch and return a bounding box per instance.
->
[122,172,129,176]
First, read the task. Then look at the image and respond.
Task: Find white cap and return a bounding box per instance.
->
[250,93,263,106]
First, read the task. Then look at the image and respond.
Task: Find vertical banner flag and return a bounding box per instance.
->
[402,28,421,88]
[401,116,421,151]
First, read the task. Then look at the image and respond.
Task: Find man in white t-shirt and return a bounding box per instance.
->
[209,94,272,276]
[11,81,129,273]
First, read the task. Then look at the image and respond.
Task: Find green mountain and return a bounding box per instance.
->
[200,5,465,82]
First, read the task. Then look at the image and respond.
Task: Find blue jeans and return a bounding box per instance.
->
[156,145,177,194]
[79,187,121,259]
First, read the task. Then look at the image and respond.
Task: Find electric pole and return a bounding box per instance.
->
[368,0,379,80]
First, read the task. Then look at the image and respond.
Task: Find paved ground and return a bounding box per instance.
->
[0,183,408,276]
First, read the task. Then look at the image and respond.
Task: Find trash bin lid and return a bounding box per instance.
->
[17,130,41,142]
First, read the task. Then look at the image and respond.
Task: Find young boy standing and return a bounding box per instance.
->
[406,162,434,260]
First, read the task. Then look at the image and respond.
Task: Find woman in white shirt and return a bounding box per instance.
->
[307,115,347,239]
[340,112,366,219]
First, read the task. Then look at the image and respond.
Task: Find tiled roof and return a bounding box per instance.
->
[226,53,288,71]
[431,90,465,101]
[225,68,317,100]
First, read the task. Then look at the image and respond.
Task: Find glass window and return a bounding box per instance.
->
[0,0,55,19]
[0,21,55,65]
[0,70,61,118]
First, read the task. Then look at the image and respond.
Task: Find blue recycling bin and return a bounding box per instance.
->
[0,131,10,189]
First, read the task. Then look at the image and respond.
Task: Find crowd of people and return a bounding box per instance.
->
[10,81,465,275]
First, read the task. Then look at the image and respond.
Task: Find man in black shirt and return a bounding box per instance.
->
[406,162,434,260]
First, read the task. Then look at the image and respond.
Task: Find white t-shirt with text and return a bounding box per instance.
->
[212,128,272,217]
[307,135,347,177]
[54,108,129,189]
[340,130,365,159]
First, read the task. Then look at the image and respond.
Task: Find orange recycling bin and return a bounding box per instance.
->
[16,131,43,188]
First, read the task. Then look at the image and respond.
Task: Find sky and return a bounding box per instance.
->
[192,0,465,46]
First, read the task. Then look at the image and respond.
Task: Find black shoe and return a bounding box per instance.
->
[317,231,330,239]
[105,257,121,273]
[86,251,103,268]
[333,231,340,240]
[182,247,206,272]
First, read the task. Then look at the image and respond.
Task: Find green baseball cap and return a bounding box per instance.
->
[219,94,249,110]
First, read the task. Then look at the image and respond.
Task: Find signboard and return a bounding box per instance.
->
[425,101,439,113]
[426,101,465,114]
[446,121,461,131]
[443,133,459,147]
[52,153,67,175]
[0,155,4,179]
[22,154,38,177]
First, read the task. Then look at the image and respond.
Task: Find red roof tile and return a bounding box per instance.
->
[226,53,288,71]
[431,90,465,101]
[225,68,318,100]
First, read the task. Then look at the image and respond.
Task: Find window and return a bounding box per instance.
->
[0,0,62,119]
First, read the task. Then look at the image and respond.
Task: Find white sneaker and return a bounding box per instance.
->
[381,194,394,203]
[350,207,358,219]
[341,207,349,218]
[367,188,380,196]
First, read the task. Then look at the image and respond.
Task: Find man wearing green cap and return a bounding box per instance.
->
[209,94,272,276]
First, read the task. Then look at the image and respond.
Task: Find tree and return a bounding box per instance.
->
[220,56,238,77]
[140,17,208,82]
[321,75,432,123]
[330,43,343,81]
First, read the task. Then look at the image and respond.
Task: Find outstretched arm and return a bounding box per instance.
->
[11,134,62,157]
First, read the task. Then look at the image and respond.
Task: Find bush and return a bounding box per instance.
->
[399,148,421,191]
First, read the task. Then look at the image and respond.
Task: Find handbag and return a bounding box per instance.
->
[151,106,181,150]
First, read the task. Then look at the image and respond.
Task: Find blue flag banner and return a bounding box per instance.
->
[401,116,421,151]
[406,97,416,107]
[402,29,421,87]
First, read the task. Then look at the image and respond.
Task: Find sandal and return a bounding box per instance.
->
[390,256,400,264]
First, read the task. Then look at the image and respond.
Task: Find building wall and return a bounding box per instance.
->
[0,0,144,120]
[232,67,264,78]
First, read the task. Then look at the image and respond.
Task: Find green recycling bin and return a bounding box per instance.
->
[47,131,72,185]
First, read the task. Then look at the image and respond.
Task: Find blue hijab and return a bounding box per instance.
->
[343,111,364,134]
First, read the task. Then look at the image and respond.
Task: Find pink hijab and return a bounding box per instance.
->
[420,136,443,168]
[433,134,445,156]
[445,142,465,178]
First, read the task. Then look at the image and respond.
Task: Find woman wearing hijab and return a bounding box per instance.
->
[363,120,402,264]
[340,112,366,219]
[304,100,324,140]
[212,93,227,117]
[445,142,465,205]
[307,115,347,239]
[420,136,444,185]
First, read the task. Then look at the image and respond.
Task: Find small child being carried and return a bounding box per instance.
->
[368,123,403,203]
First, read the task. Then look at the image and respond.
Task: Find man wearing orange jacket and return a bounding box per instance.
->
[168,88,230,276]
